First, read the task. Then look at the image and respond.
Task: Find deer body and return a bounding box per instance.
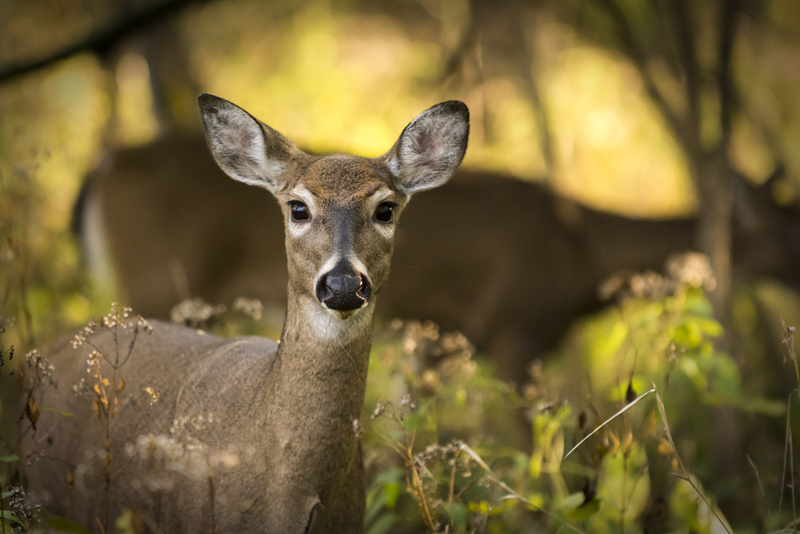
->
[24,96,469,532]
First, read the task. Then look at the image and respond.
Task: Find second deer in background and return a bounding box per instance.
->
[76,132,800,384]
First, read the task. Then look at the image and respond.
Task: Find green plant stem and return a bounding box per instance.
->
[410,459,436,533]
[102,323,120,534]
[621,449,628,533]
[447,448,459,531]
[0,479,7,534]
[458,442,585,533]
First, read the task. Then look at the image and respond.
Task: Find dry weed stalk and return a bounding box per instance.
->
[70,303,153,533]
[652,386,732,534]
[779,319,800,533]
[370,397,437,532]
[125,413,252,534]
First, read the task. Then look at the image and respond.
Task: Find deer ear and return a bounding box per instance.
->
[383,101,470,194]
[198,93,301,193]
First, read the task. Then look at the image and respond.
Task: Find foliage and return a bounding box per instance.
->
[361,254,790,533]
[0,260,797,532]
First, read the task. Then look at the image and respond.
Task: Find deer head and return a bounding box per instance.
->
[199,94,469,341]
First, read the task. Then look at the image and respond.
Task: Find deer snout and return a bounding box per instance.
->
[316,259,372,311]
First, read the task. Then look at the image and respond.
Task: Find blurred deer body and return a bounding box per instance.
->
[76,132,800,382]
[25,96,470,532]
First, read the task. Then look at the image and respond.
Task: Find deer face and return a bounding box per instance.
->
[199,95,469,330]
[276,156,404,317]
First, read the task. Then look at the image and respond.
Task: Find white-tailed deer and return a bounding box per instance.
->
[24,95,469,532]
[76,132,800,384]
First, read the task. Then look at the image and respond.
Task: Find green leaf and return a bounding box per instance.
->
[451,502,468,531]
[674,322,703,349]
[1,510,25,528]
[0,454,19,462]
[454,386,467,408]
[40,407,74,417]
[594,320,628,360]
[557,492,585,512]
[684,289,714,316]
[740,397,786,417]
[365,467,403,522]
[677,357,708,391]
[365,513,398,534]
[709,354,741,401]
[45,516,92,534]
[694,317,723,338]
[565,497,600,522]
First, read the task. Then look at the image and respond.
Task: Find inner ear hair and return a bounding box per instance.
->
[387,101,469,195]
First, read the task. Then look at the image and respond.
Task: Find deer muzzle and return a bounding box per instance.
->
[316,259,372,311]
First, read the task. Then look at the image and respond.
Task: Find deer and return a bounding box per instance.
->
[75,130,800,385]
[23,95,470,533]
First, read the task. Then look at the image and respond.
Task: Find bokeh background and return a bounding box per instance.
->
[3,0,800,532]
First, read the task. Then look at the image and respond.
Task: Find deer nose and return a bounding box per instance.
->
[316,259,372,311]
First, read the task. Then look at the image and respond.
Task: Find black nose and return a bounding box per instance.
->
[316,260,372,311]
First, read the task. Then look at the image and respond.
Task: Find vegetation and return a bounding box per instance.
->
[1,238,798,532]
[3,0,800,531]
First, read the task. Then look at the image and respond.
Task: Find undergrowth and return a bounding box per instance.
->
[361,253,796,533]
[0,255,798,532]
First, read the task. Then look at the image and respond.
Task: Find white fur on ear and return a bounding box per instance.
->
[386,101,470,194]
[199,94,288,192]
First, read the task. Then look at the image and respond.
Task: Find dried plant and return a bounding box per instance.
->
[169,297,226,329]
[64,303,153,533]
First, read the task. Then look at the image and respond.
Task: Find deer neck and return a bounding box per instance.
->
[266,287,373,476]
[277,287,373,380]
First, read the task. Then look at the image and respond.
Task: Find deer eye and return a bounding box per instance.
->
[288,201,310,222]
[375,202,395,223]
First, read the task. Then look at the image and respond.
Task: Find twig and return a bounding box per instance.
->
[1,479,7,534]
[457,442,585,533]
[791,399,797,532]
[563,388,655,461]
[408,454,436,533]
[779,394,791,529]
[661,0,701,135]
[747,454,772,526]
[447,448,460,530]
[717,0,742,141]
[0,0,208,84]
[653,386,732,534]
[590,0,691,147]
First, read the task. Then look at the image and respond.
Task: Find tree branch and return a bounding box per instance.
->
[664,0,702,138]
[717,0,742,144]
[514,0,555,175]
[0,0,207,84]
[590,0,693,156]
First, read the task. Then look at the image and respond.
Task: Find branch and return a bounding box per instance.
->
[717,0,742,144]
[653,386,733,534]
[591,0,694,155]
[514,0,555,176]
[0,0,207,84]
[663,0,702,137]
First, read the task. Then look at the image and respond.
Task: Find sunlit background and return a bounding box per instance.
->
[5,0,796,328]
